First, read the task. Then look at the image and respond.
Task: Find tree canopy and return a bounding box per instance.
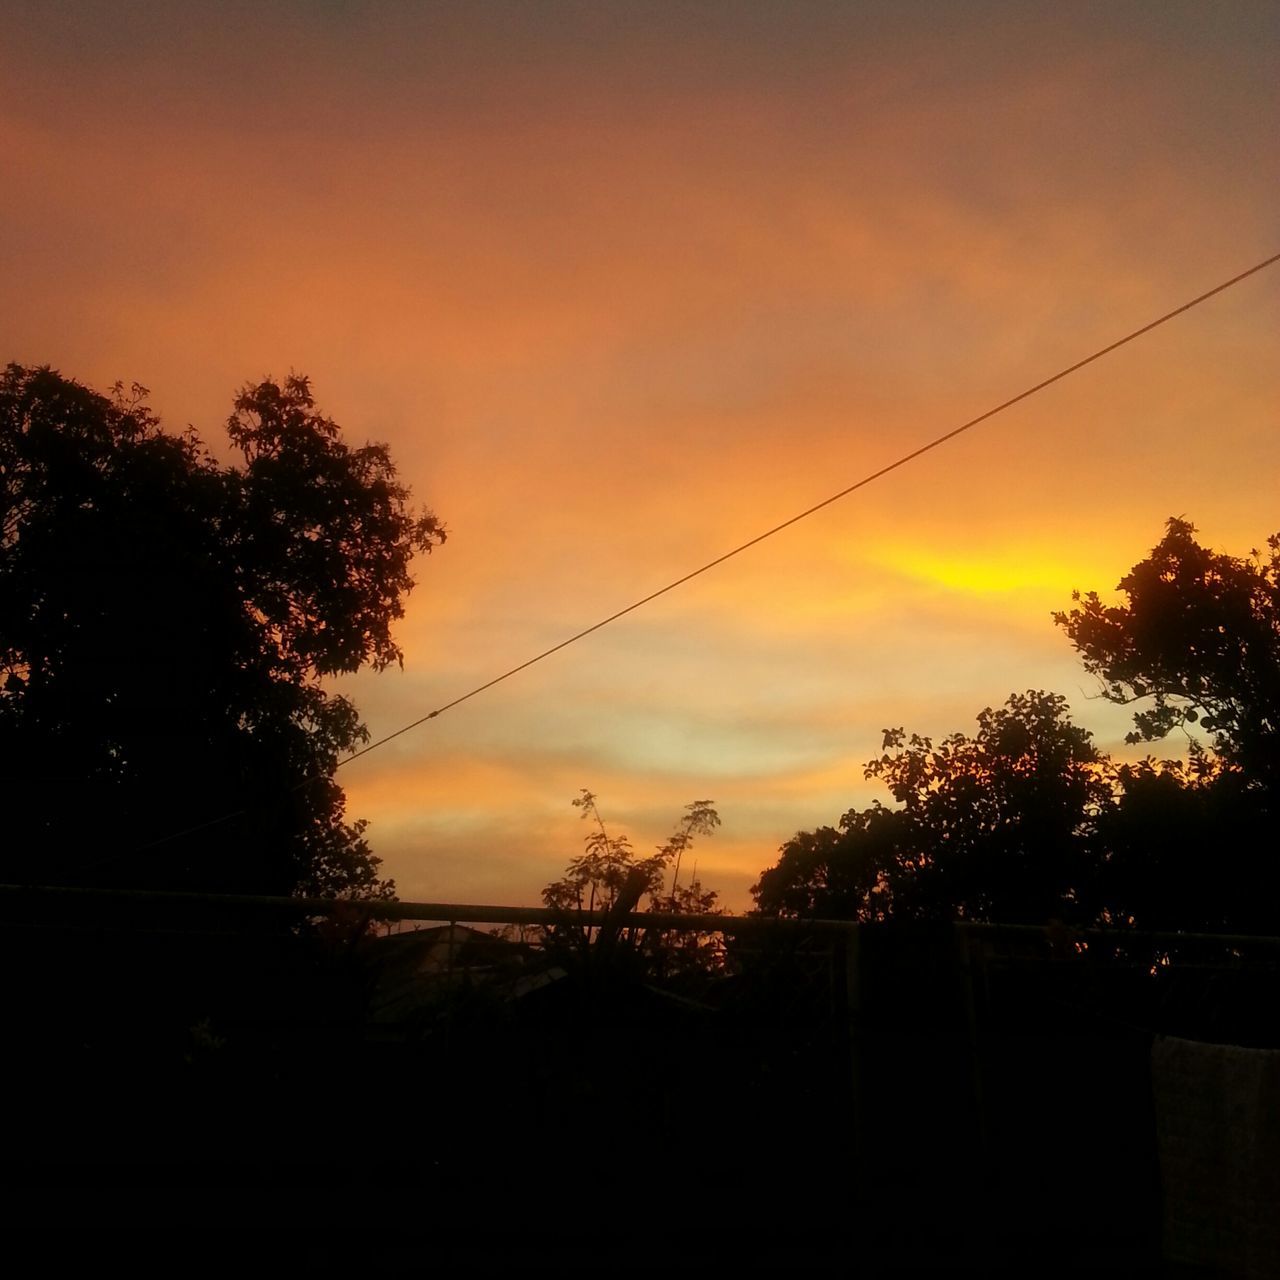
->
[540,791,724,976]
[754,520,1280,934]
[753,691,1109,924]
[0,364,443,898]
[1057,517,1279,931]
[1055,516,1280,798]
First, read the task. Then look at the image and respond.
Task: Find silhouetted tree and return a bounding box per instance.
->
[0,364,443,897]
[541,791,722,974]
[1056,516,1280,798]
[1092,752,1276,932]
[1057,518,1279,931]
[751,804,901,922]
[646,875,727,979]
[754,692,1109,924]
[756,521,1280,933]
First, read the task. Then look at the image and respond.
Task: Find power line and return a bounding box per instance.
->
[128,250,1279,857]
[337,251,1280,762]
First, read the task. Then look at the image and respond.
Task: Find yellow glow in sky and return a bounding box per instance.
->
[869,544,1115,598]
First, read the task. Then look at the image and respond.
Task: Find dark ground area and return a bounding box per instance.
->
[4,905,1269,1271]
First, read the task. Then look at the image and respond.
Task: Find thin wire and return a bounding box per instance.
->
[128,251,1279,857]
[339,251,1280,760]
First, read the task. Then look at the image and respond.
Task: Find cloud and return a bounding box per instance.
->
[2,2,1276,905]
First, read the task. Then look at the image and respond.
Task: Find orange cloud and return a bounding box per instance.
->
[2,4,1276,907]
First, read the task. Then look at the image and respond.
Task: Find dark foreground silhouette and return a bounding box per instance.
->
[7,887,1276,1272]
[0,363,443,900]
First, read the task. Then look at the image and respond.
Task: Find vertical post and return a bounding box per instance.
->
[842,924,864,1198]
[445,917,458,1066]
[955,924,989,1159]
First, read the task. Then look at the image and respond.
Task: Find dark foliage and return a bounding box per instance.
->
[0,364,443,897]
[1096,755,1275,932]
[756,520,1280,934]
[1056,517,1278,931]
[1054,517,1280,794]
[754,691,1109,925]
[540,790,724,979]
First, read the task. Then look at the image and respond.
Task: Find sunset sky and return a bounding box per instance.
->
[2,1,1276,908]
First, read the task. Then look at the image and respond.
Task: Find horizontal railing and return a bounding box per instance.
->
[2,884,1279,949]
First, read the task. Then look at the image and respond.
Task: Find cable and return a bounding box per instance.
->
[337,251,1280,762]
[126,250,1279,858]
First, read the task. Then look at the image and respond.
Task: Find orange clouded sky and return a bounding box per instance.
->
[2,1,1276,906]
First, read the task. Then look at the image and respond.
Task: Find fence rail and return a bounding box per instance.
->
[4,883,1280,952]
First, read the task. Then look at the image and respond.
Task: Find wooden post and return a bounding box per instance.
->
[955,923,989,1160]
[842,924,864,1192]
